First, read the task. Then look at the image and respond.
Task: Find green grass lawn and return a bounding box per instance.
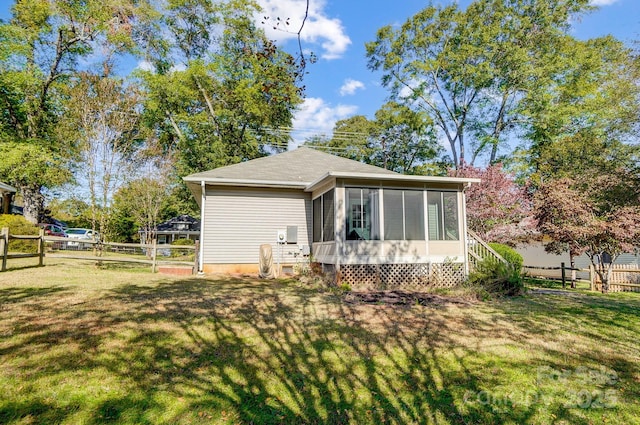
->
[1,259,639,424]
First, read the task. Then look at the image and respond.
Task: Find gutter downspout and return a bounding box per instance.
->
[198,181,206,274]
[462,181,472,277]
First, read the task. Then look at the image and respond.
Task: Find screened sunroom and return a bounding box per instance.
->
[184,147,478,283]
[307,172,477,288]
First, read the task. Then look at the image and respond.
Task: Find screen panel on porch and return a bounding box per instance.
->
[427,191,459,241]
[383,189,425,240]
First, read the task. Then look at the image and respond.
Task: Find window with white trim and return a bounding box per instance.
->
[346,188,380,240]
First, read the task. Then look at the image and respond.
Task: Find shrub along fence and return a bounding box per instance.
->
[0,227,198,274]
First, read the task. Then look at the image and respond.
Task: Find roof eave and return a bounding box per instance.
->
[0,182,17,193]
[183,173,481,200]
[184,176,310,189]
[305,171,481,192]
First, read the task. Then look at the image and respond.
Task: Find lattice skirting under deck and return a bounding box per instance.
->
[335,263,466,290]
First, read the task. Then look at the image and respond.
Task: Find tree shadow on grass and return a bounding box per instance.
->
[90,278,545,424]
[0,399,79,425]
[2,263,46,272]
[0,286,68,305]
[1,276,638,424]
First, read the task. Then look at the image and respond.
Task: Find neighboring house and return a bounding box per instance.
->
[184,147,479,286]
[0,182,16,215]
[517,242,640,281]
[152,215,201,244]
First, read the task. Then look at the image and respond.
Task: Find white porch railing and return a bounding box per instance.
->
[466,229,508,270]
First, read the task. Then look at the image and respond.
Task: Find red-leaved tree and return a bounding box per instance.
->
[451,164,533,245]
[534,177,640,293]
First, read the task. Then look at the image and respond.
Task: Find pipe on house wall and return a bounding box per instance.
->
[199,180,206,273]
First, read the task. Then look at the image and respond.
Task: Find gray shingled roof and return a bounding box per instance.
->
[184,147,399,184]
[157,215,200,232]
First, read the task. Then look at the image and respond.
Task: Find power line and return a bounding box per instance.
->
[261,125,371,138]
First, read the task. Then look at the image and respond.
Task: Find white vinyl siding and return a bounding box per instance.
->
[203,188,311,264]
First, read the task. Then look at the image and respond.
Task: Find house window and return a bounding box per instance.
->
[383,189,425,240]
[313,189,335,242]
[346,188,380,240]
[351,204,366,230]
[427,191,459,241]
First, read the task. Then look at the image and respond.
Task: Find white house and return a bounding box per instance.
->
[184,147,479,287]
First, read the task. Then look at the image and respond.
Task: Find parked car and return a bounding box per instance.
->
[39,223,67,237]
[65,228,100,249]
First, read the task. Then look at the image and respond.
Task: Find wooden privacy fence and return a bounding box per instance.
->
[0,227,198,274]
[523,262,640,293]
[590,264,640,293]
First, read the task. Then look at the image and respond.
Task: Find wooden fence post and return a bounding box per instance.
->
[561,262,566,288]
[151,239,157,273]
[38,228,45,267]
[1,227,8,272]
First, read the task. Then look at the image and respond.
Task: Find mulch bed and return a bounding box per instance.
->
[343,290,475,306]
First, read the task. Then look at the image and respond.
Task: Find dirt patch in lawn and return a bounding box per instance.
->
[343,290,476,306]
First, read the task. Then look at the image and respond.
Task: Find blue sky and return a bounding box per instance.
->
[262,0,639,145]
[1,0,638,147]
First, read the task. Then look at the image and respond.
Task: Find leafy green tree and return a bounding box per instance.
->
[370,102,441,174]
[304,115,376,163]
[46,197,91,228]
[139,0,304,179]
[110,176,172,244]
[306,102,444,174]
[366,0,595,168]
[524,36,640,182]
[0,0,149,223]
[59,72,143,238]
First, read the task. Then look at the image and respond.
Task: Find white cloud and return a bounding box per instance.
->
[589,0,619,5]
[290,97,358,146]
[136,60,154,72]
[256,0,351,60]
[170,63,187,73]
[135,60,186,74]
[339,79,365,96]
[397,78,430,101]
